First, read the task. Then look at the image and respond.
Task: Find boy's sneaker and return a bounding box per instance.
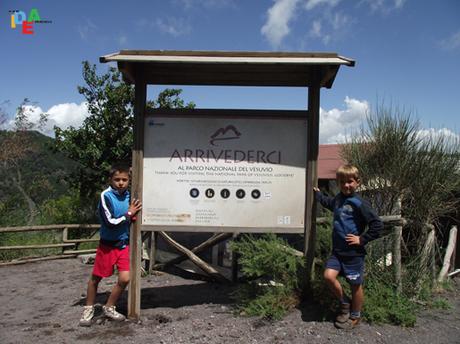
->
[335,302,350,323]
[103,305,126,321]
[79,305,95,327]
[335,316,361,330]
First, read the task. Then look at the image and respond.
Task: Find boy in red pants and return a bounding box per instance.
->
[79,164,141,326]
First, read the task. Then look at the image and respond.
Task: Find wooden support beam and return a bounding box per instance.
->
[153,232,232,270]
[158,231,230,283]
[304,76,320,287]
[128,78,146,320]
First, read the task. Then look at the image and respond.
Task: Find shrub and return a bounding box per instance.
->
[231,233,304,320]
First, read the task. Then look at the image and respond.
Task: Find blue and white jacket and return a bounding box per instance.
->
[315,191,383,256]
[98,186,131,245]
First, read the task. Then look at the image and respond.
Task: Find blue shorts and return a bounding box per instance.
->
[326,254,365,285]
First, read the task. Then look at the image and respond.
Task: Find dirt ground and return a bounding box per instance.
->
[1,258,459,344]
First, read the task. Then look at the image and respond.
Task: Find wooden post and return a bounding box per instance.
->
[147,231,157,274]
[128,78,146,320]
[438,226,458,283]
[393,225,402,294]
[304,76,320,288]
[62,227,68,254]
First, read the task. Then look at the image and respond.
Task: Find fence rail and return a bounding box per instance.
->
[0,224,100,266]
[0,216,405,267]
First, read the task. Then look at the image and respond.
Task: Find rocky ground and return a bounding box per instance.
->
[1,258,459,344]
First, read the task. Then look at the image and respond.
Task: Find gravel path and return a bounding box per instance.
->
[1,259,459,344]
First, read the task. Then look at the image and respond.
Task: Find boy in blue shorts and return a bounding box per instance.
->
[79,164,142,327]
[314,164,382,329]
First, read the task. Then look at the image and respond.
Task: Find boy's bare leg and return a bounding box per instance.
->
[323,268,344,300]
[86,274,102,306]
[106,271,130,307]
[351,284,364,314]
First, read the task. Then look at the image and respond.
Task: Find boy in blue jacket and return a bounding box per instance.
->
[314,164,382,329]
[79,164,142,326]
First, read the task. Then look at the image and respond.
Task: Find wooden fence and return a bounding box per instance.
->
[0,216,405,268]
[0,224,100,266]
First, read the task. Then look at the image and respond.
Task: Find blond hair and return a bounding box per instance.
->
[336,164,360,181]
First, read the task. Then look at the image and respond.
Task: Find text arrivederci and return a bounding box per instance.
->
[169,149,282,164]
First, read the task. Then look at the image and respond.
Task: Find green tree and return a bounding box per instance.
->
[0,99,48,225]
[342,103,460,296]
[54,61,194,200]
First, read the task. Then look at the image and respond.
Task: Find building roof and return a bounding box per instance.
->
[318,144,345,179]
[100,50,354,88]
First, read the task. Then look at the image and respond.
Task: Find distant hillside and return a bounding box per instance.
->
[0,130,78,226]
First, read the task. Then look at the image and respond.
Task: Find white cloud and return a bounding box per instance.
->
[393,0,407,9]
[6,102,90,137]
[304,0,341,11]
[77,19,97,41]
[261,0,301,48]
[440,30,460,51]
[309,20,322,37]
[361,0,407,12]
[176,0,235,9]
[319,97,369,143]
[47,103,90,131]
[155,17,191,36]
[308,19,331,45]
[331,11,349,30]
[416,128,460,144]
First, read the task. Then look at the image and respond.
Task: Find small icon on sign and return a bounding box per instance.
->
[264,191,272,199]
[221,189,230,199]
[210,125,241,146]
[190,188,199,198]
[205,188,215,198]
[277,215,291,225]
[236,189,246,199]
[251,189,261,199]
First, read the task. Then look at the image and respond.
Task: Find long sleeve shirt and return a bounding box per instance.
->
[315,191,383,256]
[98,186,131,243]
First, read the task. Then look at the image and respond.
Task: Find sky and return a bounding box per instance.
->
[1,0,460,143]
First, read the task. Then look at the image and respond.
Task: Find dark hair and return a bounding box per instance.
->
[109,163,131,178]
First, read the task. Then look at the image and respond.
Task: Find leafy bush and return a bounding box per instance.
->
[363,273,418,326]
[231,233,304,320]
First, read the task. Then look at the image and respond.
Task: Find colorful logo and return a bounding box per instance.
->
[9,8,52,35]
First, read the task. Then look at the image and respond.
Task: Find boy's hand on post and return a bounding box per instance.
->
[128,198,142,215]
[313,187,320,192]
[345,234,361,246]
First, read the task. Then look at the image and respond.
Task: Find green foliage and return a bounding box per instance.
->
[235,285,299,320]
[0,131,80,226]
[430,297,451,310]
[314,215,332,260]
[38,192,90,225]
[338,102,460,325]
[0,230,62,261]
[364,277,417,326]
[54,61,195,200]
[231,234,304,320]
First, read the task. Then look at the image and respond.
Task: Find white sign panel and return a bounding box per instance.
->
[142,115,307,232]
